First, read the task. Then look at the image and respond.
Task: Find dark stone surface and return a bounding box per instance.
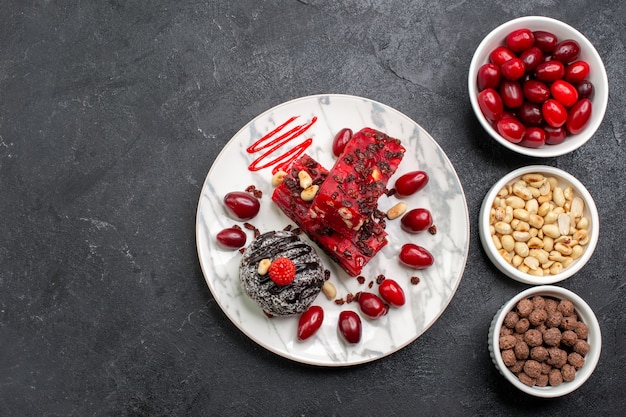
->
[1,1,624,415]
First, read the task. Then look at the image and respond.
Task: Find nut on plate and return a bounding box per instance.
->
[272,170,287,187]
[322,281,337,300]
[386,202,407,220]
[257,259,271,275]
[300,185,319,202]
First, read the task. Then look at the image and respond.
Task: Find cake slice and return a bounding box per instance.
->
[272,153,388,277]
[309,128,405,238]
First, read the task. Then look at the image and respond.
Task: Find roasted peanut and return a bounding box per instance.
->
[524,256,540,270]
[522,173,544,183]
[553,187,566,207]
[555,242,573,256]
[300,185,319,201]
[514,241,529,258]
[573,229,589,245]
[272,170,288,187]
[499,249,512,264]
[386,202,407,220]
[571,245,584,260]
[513,231,531,242]
[298,170,313,189]
[501,234,515,252]
[571,197,584,218]
[527,237,544,249]
[495,221,513,235]
[506,196,526,208]
[258,259,271,275]
[558,213,571,235]
[542,224,561,239]
[513,208,530,222]
[549,262,564,275]
[322,281,337,300]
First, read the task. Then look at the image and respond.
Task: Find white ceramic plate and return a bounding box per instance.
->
[196,94,469,366]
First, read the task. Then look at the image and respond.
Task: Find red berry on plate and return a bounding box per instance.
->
[401,208,433,233]
[268,257,296,285]
[332,128,353,157]
[216,227,247,249]
[223,191,261,220]
[297,305,324,341]
[394,170,429,197]
[357,292,388,320]
[378,279,405,307]
[338,310,362,344]
[399,243,434,269]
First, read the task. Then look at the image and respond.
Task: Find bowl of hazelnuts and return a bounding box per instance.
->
[488,285,601,397]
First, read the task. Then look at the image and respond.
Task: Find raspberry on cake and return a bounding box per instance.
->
[309,128,405,238]
[272,153,388,277]
[268,257,296,285]
[239,230,325,317]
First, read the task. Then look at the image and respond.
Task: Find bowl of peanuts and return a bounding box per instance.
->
[489,285,601,397]
[479,165,599,285]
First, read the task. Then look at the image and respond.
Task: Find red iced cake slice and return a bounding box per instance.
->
[309,127,405,238]
[272,153,388,276]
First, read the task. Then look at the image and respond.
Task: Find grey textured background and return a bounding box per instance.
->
[1,0,624,416]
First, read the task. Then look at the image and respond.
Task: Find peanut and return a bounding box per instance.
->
[513,208,530,222]
[257,259,271,275]
[386,202,408,220]
[298,170,313,189]
[501,234,515,252]
[272,170,287,187]
[300,185,319,202]
[322,281,337,300]
[492,235,502,250]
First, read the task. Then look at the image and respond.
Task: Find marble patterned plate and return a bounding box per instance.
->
[196,94,469,366]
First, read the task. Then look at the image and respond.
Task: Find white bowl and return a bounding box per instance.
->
[479,165,599,285]
[468,16,609,157]
[488,285,601,398]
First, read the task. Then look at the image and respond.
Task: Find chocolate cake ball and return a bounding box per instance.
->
[239,230,325,317]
